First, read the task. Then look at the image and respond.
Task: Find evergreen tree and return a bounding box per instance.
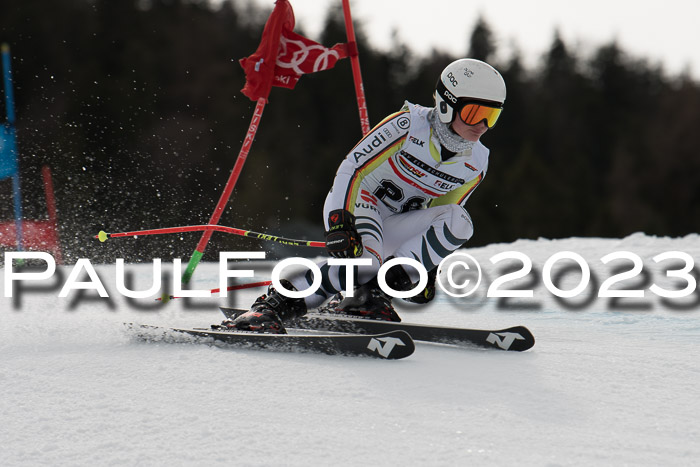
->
[467,15,496,63]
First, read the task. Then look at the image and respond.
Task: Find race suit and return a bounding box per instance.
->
[289,101,490,308]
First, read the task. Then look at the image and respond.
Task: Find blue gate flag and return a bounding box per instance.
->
[0,123,18,180]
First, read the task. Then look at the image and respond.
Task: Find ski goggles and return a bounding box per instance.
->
[437,79,503,128]
[457,101,503,128]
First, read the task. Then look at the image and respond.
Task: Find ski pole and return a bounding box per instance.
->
[157,280,272,301]
[96,224,325,248]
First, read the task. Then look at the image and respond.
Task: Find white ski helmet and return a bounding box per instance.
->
[435,58,506,125]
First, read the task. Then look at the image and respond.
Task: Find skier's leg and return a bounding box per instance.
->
[331,204,474,315]
[228,191,388,332]
[382,204,474,293]
[286,192,387,309]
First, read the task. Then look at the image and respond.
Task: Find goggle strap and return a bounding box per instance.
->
[436,80,461,111]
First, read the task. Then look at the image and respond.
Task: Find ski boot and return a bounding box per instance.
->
[402,267,438,304]
[223,280,307,334]
[334,261,415,322]
[334,281,400,321]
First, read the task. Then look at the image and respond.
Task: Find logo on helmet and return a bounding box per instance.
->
[446,71,459,87]
[442,88,458,104]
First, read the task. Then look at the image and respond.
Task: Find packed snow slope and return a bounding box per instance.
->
[1,233,699,466]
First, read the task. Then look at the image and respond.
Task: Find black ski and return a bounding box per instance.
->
[220,308,535,352]
[126,323,415,360]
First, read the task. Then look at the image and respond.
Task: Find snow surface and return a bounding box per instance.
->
[1,233,699,466]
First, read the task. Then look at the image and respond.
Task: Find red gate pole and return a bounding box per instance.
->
[341,0,370,135]
[181,97,266,284]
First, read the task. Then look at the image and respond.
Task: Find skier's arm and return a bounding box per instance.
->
[326,108,411,216]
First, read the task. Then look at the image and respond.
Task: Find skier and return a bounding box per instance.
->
[229,58,506,333]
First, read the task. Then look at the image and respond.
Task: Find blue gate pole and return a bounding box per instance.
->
[2,43,24,252]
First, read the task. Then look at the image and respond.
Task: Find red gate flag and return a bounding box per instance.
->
[240,0,348,101]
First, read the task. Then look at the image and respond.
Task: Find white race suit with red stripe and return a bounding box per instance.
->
[290,101,489,308]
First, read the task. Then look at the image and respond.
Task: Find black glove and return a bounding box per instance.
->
[325,209,363,258]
